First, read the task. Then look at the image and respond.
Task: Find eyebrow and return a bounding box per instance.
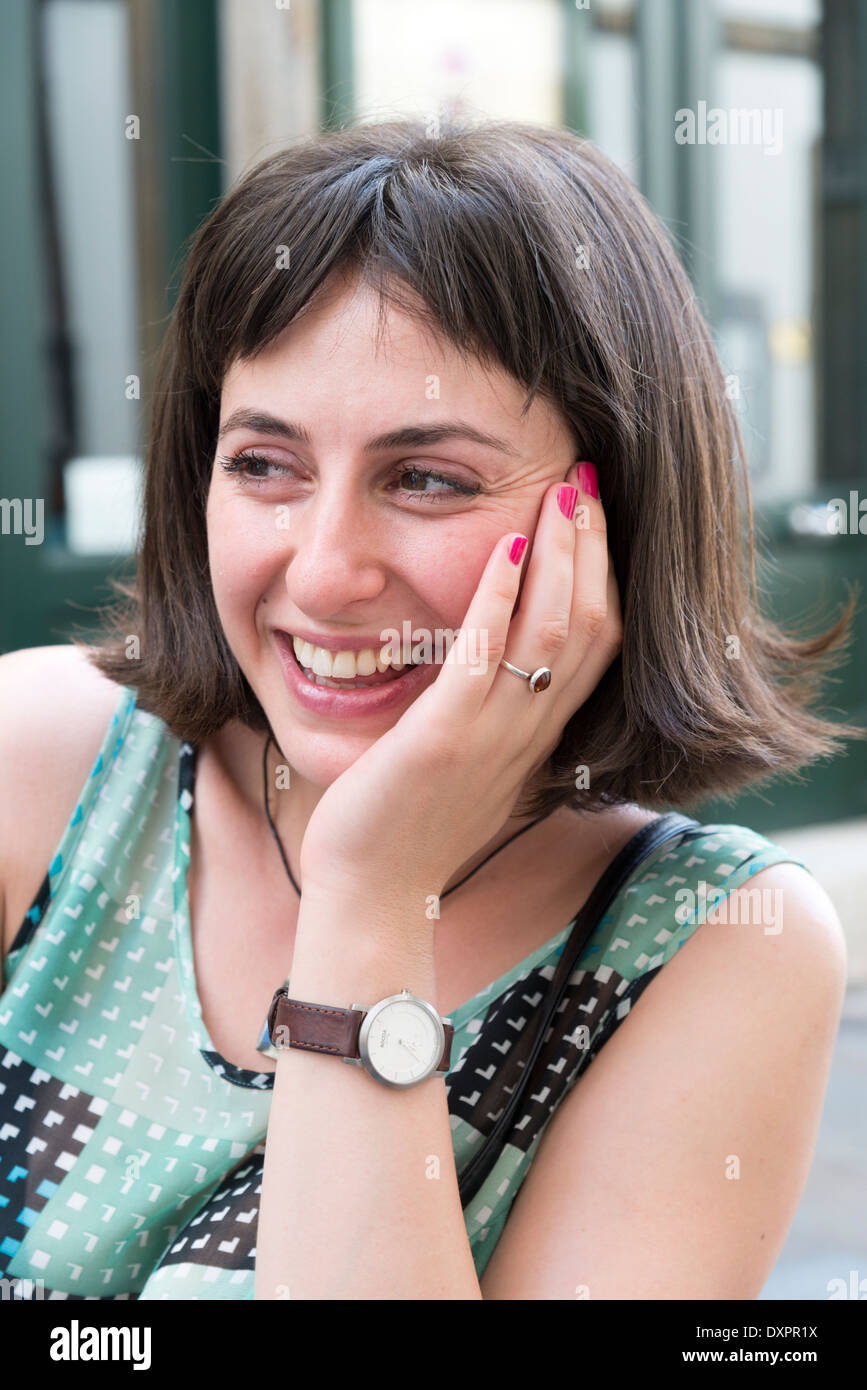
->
[216,407,520,457]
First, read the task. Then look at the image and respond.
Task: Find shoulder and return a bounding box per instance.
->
[0,644,129,955]
[0,642,127,774]
[595,817,845,979]
[668,821,847,979]
[480,826,847,1299]
[609,818,847,1077]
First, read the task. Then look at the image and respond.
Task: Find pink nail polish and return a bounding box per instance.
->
[557,484,579,520]
[576,462,598,499]
[508,535,528,565]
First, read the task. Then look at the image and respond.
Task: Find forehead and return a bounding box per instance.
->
[224,273,487,387]
[219,274,569,453]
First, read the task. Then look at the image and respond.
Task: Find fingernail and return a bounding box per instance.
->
[576,461,598,499]
[508,535,528,565]
[557,484,579,520]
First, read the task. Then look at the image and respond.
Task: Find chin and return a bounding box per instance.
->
[265,720,382,788]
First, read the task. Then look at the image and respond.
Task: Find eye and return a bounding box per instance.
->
[217,451,294,484]
[390,467,482,504]
[216,452,483,504]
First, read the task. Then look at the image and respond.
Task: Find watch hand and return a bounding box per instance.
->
[397,1037,421,1060]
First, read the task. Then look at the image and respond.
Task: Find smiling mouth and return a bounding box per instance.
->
[283,633,424,690]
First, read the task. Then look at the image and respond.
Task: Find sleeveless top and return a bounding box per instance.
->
[0,683,812,1300]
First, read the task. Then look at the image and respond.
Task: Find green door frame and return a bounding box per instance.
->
[0,0,222,656]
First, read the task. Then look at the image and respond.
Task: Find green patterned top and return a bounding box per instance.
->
[0,682,811,1298]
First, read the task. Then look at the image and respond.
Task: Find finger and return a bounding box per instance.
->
[493,461,614,726]
[548,559,622,733]
[433,530,530,722]
[565,461,613,668]
[489,466,589,712]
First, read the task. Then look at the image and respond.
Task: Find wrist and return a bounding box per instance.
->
[288,880,438,1006]
[296,873,441,932]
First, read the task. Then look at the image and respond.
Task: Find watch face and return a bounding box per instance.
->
[359,994,443,1087]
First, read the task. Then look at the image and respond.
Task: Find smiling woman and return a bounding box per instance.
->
[0,118,862,1302]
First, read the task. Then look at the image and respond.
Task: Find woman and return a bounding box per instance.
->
[0,118,860,1302]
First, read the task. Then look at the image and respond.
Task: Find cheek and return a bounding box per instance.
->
[395,524,497,626]
[207,494,285,610]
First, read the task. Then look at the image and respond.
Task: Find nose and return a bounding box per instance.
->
[283,478,387,613]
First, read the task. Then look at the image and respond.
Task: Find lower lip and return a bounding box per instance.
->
[274,632,435,717]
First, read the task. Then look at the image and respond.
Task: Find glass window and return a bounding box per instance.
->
[585,0,821,500]
[715,35,821,498]
[587,13,639,181]
[354,0,563,125]
[41,0,141,554]
[718,0,818,26]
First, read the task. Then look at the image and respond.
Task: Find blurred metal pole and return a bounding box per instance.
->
[319,0,354,130]
[129,0,167,416]
[0,0,51,650]
[819,0,867,486]
[637,0,719,329]
[34,0,76,524]
[156,0,223,304]
[561,0,590,137]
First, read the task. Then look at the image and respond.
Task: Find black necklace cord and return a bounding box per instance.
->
[262,733,556,901]
[438,809,557,898]
[262,733,302,896]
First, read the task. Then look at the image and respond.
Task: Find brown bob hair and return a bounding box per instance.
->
[85,117,864,817]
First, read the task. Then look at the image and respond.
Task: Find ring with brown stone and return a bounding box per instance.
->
[500,659,553,693]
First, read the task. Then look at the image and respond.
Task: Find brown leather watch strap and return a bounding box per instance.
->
[437,1027,454,1073]
[267,989,453,1072]
[269,995,361,1057]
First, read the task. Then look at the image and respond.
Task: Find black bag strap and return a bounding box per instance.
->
[458,811,705,1208]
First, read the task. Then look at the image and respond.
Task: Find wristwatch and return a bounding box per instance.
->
[267,986,454,1089]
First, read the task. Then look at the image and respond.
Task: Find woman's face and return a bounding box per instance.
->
[206,270,580,788]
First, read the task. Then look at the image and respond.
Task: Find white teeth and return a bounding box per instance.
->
[309,647,333,678]
[330,650,356,679]
[291,633,411,679]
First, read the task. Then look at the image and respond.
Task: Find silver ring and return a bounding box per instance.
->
[500,659,553,693]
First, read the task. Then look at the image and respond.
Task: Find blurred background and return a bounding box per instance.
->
[0,0,864,1298]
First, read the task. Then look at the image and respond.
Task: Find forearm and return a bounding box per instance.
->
[253,882,483,1300]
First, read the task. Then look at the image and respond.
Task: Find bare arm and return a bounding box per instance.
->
[0,644,124,989]
[253,879,483,1301]
[478,863,847,1300]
